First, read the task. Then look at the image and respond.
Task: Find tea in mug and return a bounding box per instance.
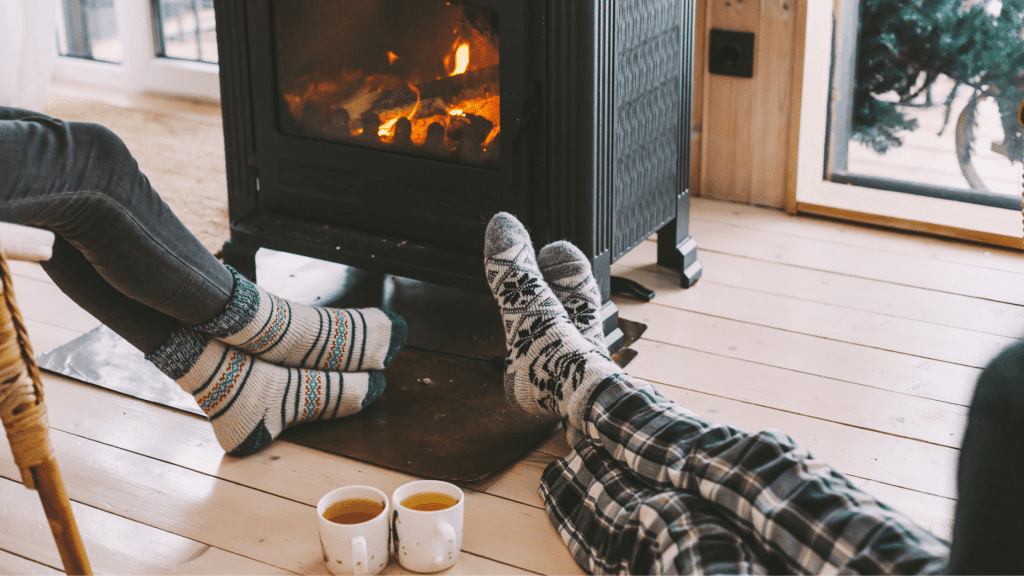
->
[400,492,459,512]
[323,498,385,524]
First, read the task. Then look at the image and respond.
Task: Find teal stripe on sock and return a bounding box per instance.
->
[302,373,319,420]
[254,298,293,355]
[331,374,344,419]
[324,310,348,370]
[211,355,256,419]
[201,351,246,411]
[193,346,231,396]
[240,295,277,348]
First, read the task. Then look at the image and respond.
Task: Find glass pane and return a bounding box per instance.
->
[55,0,122,64]
[154,0,218,64]
[829,0,1024,205]
[273,0,500,167]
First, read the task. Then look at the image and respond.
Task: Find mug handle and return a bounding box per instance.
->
[351,536,369,575]
[433,523,457,566]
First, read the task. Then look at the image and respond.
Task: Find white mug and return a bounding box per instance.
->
[391,480,464,573]
[317,486,391,575]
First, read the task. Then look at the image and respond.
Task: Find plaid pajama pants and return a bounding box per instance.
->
[540,376,951,575]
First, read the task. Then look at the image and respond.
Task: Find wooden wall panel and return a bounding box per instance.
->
[702,0,760,203]
[692,0,804,208]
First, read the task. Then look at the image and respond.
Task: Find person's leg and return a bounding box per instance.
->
[0,106,50,121]
[541,434,770,575]
[42,234,180,352]
[0,108,404,455]
[948,339,1024,574]
[582,375,949,574]
[0,107,235,327]
[484,212,950,574]
[0,108,405,369]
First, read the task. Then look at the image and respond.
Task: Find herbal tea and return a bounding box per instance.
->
[400,492,458,512]
[323,498,384,524]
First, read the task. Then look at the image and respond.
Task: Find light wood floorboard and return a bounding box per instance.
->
[691,197,1024,275]
[4,198,1018,572]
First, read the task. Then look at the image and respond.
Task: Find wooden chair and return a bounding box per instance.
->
[0,223,91,575]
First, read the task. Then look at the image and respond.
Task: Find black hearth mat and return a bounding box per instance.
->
[36,250,647,481]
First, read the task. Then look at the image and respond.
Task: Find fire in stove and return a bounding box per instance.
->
[276,0,500,167]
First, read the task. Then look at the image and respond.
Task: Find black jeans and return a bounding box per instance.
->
[0,106,233,353]
[949,338,1024,574]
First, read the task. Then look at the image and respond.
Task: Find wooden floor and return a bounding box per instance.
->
[2,198,1022,574]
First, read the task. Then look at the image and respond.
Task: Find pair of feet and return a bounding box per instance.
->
[148,267,408,456]
[152,212,617,456]
[484,213,622,435]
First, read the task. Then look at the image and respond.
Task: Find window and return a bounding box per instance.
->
[794,0,1021,247]
[153,0,218,64]
[56,0,122,63]
[53,0,220,100]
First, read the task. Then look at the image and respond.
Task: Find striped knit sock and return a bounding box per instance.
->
[538,240,609,447]
[147,326,385,456]
[484,213,622,430]
[195,267,407,372]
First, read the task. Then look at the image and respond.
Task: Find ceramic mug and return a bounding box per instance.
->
[391,480,464,573]
[317,485,391,575]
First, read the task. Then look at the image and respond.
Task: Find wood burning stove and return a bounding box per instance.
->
[214,0,702,350]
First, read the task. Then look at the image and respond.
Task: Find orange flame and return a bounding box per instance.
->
[451,43,470,76]
[285,34,498,161]
[378,117,399,137]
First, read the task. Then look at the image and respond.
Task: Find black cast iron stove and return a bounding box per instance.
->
[214,0,702,350]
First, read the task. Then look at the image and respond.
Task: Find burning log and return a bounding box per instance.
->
[359,112,381,143]
[391,117,414,150]
[449,114,493,164]
[368,65,499,119]
[420,65,499,102]
[322,108,351,140]
[424,122,448,156]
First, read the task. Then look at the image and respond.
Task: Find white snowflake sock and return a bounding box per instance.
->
[484,213,621,429]
[538,240,610,447]
[538,241,608,352]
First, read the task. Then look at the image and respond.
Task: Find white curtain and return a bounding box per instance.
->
[0,0,58,111]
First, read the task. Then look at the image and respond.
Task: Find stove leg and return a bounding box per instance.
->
[600,300,626,353]
[221,238,259,281]
[656,213,702,288]
[592,250,626,353]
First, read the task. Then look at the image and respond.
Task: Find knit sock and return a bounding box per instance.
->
[484,212,622,429]
[537,241,608,352]
[147,326,385,456]
[195,267,407,372]
[538,241,610,448]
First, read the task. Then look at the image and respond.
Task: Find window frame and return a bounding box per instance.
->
[52,0,220,101]
[789,0,1021,249]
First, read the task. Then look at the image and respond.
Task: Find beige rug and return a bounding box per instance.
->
[43,96,230,256]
